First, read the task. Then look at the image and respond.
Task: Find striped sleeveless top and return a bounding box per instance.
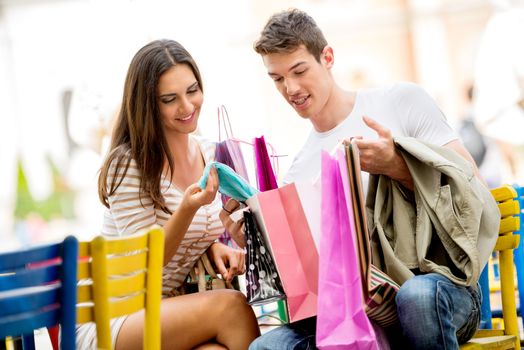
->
[101,135,224,295]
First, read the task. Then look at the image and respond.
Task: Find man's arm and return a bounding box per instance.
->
[353,116,483,190]
[442,139,484,183]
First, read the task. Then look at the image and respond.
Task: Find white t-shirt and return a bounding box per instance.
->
[284,82,458,186]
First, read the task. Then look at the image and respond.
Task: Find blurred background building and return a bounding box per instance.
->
[1,0,523,249]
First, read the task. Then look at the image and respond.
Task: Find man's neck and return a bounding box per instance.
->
[310,85,356,133]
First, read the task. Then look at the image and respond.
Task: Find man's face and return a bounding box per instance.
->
[262,45,333,119]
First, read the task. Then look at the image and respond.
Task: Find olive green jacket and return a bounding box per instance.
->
[367,137,500,287]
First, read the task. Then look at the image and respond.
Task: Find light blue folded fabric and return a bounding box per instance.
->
[198,162,259,202]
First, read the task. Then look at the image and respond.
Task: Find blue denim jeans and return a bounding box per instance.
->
[394,273,481,350]
[249,316,316,350]
[249,273,480,350]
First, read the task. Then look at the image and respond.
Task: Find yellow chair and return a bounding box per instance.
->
[461,185,521,350]
[76,227,164,350]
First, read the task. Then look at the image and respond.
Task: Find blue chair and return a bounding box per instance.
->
[513,185,524,328]
[0,236,78,350]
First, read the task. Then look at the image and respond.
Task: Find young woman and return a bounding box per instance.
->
[77,39,259,350]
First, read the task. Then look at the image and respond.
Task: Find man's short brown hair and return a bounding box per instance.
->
[254,9,328,62]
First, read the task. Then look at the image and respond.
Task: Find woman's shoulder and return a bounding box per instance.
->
[192,134,216,163]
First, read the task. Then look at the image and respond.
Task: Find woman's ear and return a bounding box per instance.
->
[321,46,334,68]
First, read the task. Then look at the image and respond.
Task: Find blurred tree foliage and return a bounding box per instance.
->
[14,157,75,221]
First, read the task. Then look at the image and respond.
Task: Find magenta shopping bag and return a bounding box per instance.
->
[316,150,379,350]
[253,135,278,191]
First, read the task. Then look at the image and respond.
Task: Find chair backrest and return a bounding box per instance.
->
[490,185,521,348]
[76,227,164,350]
[0,236,78,350]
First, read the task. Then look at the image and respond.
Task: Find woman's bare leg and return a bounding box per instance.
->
[193,343,227,350]
[115,289,260,350]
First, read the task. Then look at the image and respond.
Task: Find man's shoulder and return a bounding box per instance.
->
[357,81,423,99]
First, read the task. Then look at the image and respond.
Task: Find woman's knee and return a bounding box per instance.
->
[203,289,252,317]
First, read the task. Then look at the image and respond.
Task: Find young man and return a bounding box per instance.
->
[249,9,493,350]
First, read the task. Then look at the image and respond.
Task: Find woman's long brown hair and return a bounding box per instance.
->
[98,39,203,214]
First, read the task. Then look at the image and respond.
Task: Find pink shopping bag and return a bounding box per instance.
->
[246,181,320,323]
[316,150,379,350]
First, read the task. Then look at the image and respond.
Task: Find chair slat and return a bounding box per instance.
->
[0,307,60,338]
[110,293,146,319]
[107,251,147,276]
[498,200,520,218]
[108,272,146,298]
[0,264,59,292]
[494,234,520,251]
[105,234,148,255]
[473,329,506,338]
[491,186,518,203]
[466,335,516,349]
[499,216,520,235]
[0,284,60,317]
[0,244,60,273]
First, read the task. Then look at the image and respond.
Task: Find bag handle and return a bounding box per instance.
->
[199,253,234,289]
[200,253,219,278]
[218,105,234,141]
[217,104,284,175]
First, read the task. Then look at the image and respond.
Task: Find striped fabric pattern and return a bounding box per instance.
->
[77,136,225,349]
[101,135,224,295]
[346,142,400,328]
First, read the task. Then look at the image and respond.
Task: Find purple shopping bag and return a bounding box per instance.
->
[316,150,379,350]
[216,106,250,185]
[215,106,250,247]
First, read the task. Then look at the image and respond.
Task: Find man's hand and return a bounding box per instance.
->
[219,198,246,248]
[352,116,399,175]
[349,116,414,189]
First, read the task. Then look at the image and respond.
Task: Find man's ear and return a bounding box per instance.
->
[321,46,334,68]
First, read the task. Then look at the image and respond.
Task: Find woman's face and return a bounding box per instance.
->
[157,63,203,136]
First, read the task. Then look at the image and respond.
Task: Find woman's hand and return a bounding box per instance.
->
[219,198,246,248]
[207,242,246,283]
[182,166,219,211]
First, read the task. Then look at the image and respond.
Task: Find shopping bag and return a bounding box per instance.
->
[243,210,286,305]
[246,180,320,323]
[344,141,399,328]
[215,105,250,186]
[215,105,250,246]
[317,150,379,350]
[253,135,278,191]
